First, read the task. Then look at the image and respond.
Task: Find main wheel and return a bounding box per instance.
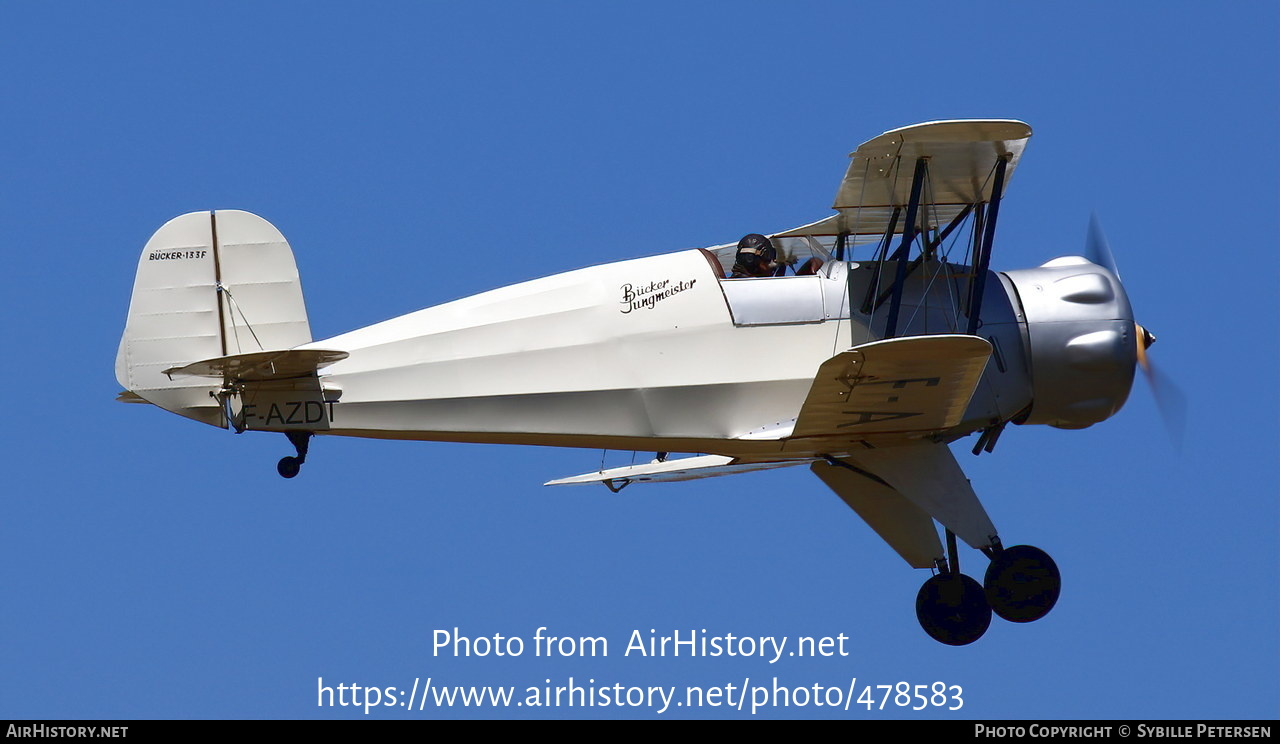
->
[916,573,991,646]
[277,456,301,479]
[984,544,1060,623]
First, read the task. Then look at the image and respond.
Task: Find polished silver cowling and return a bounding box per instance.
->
[1000,256,1137,429]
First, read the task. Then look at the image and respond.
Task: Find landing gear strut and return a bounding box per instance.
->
[915,529,991,645]
[277,431,312,479]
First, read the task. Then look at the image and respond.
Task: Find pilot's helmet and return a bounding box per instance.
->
[735,233,776,272]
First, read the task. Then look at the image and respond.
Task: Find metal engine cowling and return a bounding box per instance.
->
[1000,256,1137,429]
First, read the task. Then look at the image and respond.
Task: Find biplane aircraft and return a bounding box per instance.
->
[117,120,1157,645]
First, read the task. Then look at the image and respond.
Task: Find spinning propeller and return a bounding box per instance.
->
[1086,214,1186,450]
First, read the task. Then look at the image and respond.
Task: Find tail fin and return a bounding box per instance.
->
[115,210,313,426]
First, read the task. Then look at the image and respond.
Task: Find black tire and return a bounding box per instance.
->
[984,544,1060,623]
[277,456,301,479]
[916,573,991,646]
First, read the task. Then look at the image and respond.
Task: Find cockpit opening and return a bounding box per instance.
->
[701,233,877,281]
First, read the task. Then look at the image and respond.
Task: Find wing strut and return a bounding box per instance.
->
[833,232,849,261]
[965,155,1010,334]
[858,207,902,316]
[883,157,930,339]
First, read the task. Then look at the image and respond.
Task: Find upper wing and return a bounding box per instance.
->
[774,119,1031,241]
[792,334,992,439]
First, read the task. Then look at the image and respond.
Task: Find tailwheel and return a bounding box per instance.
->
[916,573,991,646]
[983,544,1060,623]
[277,456,302,479]
[276,431,312,479]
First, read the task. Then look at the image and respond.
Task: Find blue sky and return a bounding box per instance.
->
[2,1,1276,719]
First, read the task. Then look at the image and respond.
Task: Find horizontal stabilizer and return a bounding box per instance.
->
[793,334,991,439]
[163,349,348,383]
[546,455,807,488]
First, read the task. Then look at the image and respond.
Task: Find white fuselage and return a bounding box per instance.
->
[295,250,1033,457]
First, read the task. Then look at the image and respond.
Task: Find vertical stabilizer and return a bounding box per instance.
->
[115,210,313,426]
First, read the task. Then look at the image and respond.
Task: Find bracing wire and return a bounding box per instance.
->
[904,207,971,333]
[219,285,265,353]
[864,155,904,338]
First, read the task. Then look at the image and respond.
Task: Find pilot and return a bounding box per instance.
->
[731,233,780,278]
